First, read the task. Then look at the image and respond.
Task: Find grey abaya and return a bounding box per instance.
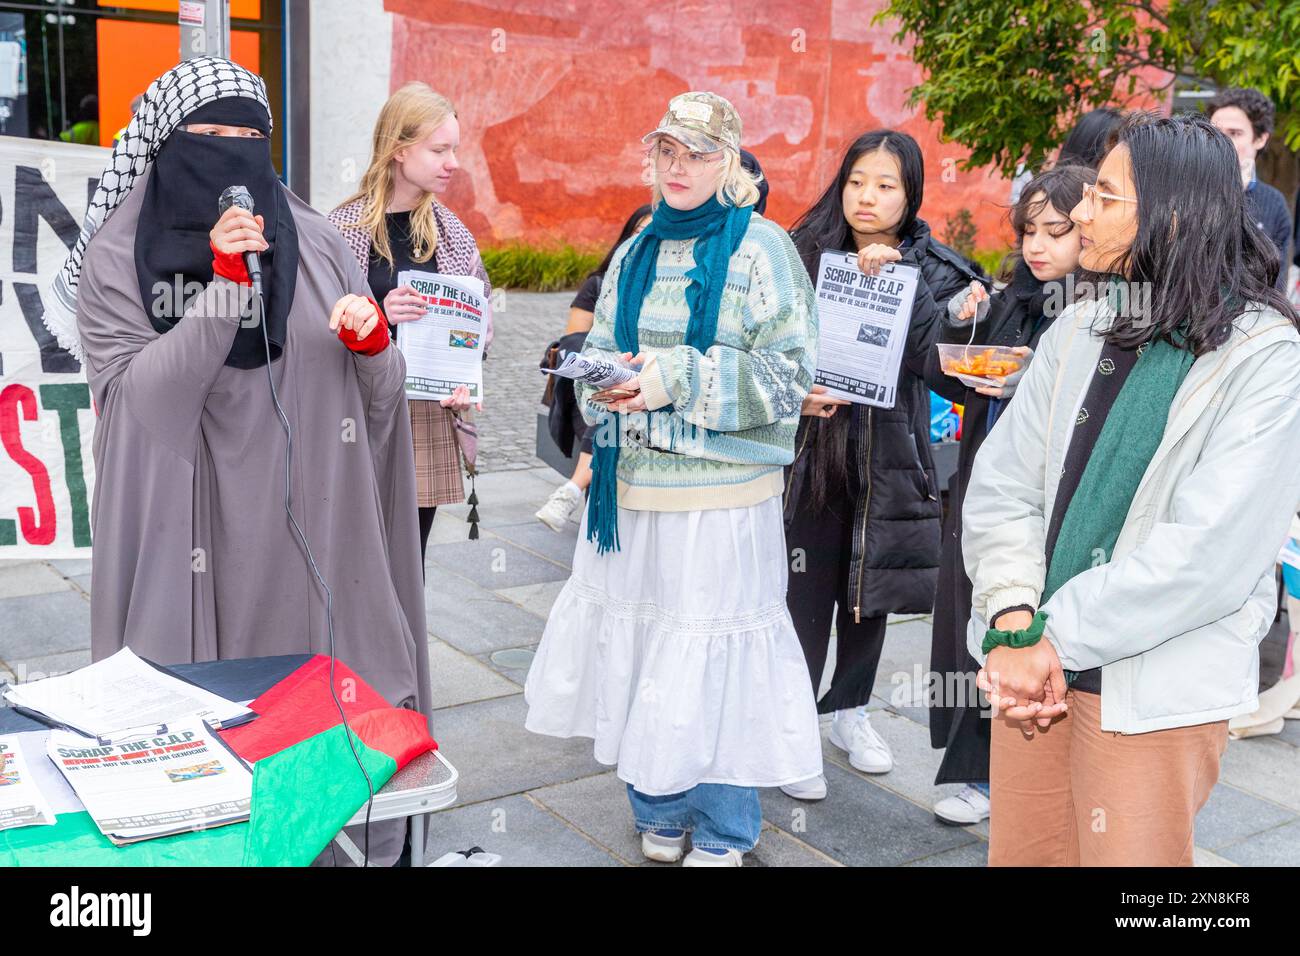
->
[76,175,430,866]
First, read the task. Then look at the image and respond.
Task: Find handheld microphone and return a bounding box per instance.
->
[217,185,263,294]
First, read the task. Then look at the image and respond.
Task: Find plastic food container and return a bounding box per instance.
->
[935,343,1024,388]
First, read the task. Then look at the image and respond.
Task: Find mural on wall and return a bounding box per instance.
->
[385,0,1017,253]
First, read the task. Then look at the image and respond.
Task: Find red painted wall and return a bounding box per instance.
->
[387,0,1017,252]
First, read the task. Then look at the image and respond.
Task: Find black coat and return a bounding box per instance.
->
[783,218,988,620]
[922,261,1053,783]
[544,330,590,458]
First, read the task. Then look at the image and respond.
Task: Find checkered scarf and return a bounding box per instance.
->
[43,57,272,363]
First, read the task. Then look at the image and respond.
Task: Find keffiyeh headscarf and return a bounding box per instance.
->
[44,57,272,363]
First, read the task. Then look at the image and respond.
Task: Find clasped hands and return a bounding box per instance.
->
[978,609,1070,735]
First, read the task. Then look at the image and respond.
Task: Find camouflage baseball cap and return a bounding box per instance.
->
[642,91,742,154]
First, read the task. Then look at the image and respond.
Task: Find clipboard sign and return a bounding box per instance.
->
[812,251,920,409]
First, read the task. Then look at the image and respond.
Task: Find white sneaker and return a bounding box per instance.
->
[779,774,827,800]
[535,483,582,531]
[640,829,686,863]
[682,847,744,867]
[829,707,893,774]
[934,786,991,826]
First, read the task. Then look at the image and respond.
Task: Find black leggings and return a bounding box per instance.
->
[785,496,889,714]
[418,506,437,573]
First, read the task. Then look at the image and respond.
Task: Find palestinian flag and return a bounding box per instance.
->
[0,656,436,867]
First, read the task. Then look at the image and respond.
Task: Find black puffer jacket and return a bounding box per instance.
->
[783,217,988,620]
[922,260,1054,779]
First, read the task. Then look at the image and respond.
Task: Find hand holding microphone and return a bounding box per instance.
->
[210,205,266,256]
[213,186,266,295]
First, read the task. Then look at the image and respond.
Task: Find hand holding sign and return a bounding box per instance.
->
[856,243,903,276]
[384,284,427,324]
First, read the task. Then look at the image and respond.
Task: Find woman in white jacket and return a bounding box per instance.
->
[962,112,1300,866]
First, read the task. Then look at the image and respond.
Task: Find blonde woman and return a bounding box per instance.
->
[329,82,492,561]
[524,92,822,867]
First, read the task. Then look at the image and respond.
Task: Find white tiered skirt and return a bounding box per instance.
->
[524,495,823,796]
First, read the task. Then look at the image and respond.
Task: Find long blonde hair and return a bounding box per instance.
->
[342,82,456,268]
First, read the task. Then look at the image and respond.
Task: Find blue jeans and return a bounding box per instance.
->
[626,783,762,853]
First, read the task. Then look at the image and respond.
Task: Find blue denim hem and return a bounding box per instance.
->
[690,839,754,853]
[632,821,692,834]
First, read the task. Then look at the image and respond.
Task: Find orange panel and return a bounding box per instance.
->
[97,1,262,18]
[96,21,263,146]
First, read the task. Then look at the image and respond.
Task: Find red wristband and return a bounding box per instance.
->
[338,297,391,356]
[210,241,252,286]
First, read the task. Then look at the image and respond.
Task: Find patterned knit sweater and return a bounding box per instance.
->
[578,214,818,512]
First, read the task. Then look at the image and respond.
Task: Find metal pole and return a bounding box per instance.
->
[179,0,230,61]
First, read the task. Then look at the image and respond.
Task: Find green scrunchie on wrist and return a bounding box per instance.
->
[981,609,1050,655]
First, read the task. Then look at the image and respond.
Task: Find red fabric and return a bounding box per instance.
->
[210,241,252,285]
[337,297,390,355]
[218,654,421,763]
[352,708,438,768]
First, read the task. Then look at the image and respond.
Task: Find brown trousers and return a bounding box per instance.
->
[988,689,1228,866]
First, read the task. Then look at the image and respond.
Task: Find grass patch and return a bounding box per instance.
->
[480,244,604,291]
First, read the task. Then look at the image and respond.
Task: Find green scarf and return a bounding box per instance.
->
[1041,335,1196,679]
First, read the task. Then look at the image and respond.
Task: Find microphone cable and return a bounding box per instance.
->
[250,276,376,866]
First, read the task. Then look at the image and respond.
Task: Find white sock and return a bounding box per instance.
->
[563,480,581,498]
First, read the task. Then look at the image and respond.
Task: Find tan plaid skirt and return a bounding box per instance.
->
[409,400,466,508]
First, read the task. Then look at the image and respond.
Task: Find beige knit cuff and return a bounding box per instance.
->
[638,355,674,411]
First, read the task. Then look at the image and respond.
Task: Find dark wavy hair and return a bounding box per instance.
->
[1206,87,1276,137]
[998,164,1096,281]
[1093,111,1298,354]
[787,130,926,513]
[788,129,925,277]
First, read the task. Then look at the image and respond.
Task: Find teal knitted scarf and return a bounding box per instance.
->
[586,195,753,554]
[1041,334,1196,679]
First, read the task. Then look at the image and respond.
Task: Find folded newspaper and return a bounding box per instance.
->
[2,648,254,740]
[541,352,636,390]
[0,735,58,832]
[46,718,252,845]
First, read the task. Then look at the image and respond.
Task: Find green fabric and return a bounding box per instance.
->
[0,809,247,867]
[241,724,396,866]
[1041,335,1196,680]
[0,725,397,867]
[982,609,1050,655]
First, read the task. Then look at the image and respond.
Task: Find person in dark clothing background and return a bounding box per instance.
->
[536,204,652,530]
[922,165,1096,825]
[1056,107,1125,169]
[779,129,988,800]
[1209,87,1293,293]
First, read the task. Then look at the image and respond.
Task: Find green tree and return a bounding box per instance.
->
[878,0,1300,177]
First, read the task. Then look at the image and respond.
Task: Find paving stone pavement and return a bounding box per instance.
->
[477,291,574,474]
[4,463,1298,865]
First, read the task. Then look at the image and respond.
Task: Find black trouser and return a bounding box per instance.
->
[786,495,888,715]
[418,506,437,576]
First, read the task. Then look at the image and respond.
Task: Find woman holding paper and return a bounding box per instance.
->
[524,91,821,866]
[329,82,493,558]
[779,130,988,799]
[963,113,1300,865]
